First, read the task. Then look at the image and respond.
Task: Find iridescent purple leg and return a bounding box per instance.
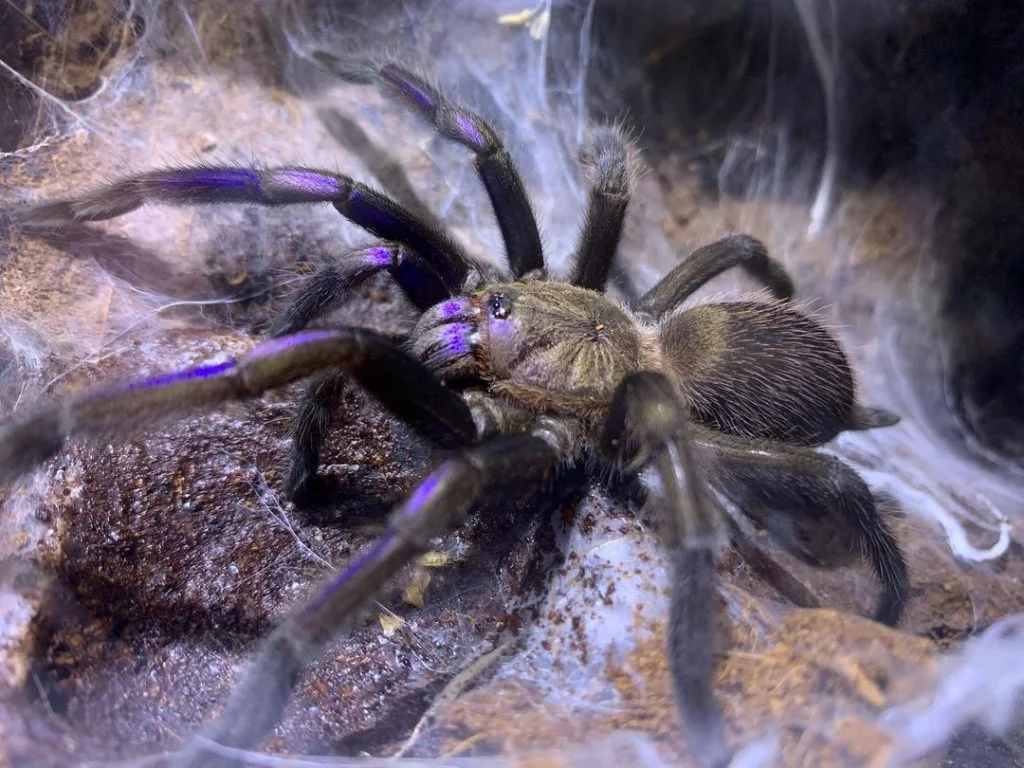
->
[314,53,545,280]
[269,244,448,337]
[173,434,558,768]
[15,165,470,292]
[0,328,476,487]
[287,295,482,504]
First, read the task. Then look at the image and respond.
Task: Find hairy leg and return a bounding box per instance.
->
[694,426,910,626]
[0,328,476,486]
[285,368,347,504]
[270,244,448,336]
[571,126,632,292]
[284,288,492,503]
[173,434,559,768]
[314,53,544,279]
[601,371,730,768]
[16,165,471,293]
[640,234,795,318]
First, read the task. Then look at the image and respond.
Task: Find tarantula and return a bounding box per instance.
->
[1,55,909,768]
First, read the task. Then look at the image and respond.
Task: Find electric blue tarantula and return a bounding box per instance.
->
[2,55,909,768]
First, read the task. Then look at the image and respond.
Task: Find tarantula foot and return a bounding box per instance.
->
[285,466,336,510]
[11,201,78,232]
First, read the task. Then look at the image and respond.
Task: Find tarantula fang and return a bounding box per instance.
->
[3,55,909,768]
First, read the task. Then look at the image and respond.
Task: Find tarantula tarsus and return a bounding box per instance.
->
[2,54,909,768]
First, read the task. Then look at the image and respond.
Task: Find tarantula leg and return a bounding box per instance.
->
[601,371,731,768]
[270,244,448,336]
[16,165,470,292]
[174,434,557,768]
[694,426,910,626]
[571,126,632,292]
[285,368,347,504]
[0,328,476,486]
[639,234,795,318]
[314,52,545,279]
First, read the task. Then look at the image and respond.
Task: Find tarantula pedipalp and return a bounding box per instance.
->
[1,54,910,768]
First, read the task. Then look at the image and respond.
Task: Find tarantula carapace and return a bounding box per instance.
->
[2,54,909,768]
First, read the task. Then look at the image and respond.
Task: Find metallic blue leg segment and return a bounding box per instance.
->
[270,244,449,337]
[17,165,470,292]
[173,434,558,767]
[0,328,478,487]
[314,53,545,280]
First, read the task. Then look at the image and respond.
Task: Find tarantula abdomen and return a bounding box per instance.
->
[662,301,898,447]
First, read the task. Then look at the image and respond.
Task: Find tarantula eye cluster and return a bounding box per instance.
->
[487,292,511,319]
[2,52,909,768]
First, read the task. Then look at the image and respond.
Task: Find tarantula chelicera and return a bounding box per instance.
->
[2,55,909,768]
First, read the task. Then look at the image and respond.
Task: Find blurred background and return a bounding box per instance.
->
[2,1,1023,766]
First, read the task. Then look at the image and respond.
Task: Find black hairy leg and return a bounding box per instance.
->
[285,368,347,505]
[270,244,450,337]
[571,125,632,292]
[0,328,477,487]
[601,371,730,768]
[314,52,545,279]
[15,165,471,294]
[695,427,910,627]
[282,313,486,505]
[597,372,908,766]
[174,434,560,768]
[639,234,796,318]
